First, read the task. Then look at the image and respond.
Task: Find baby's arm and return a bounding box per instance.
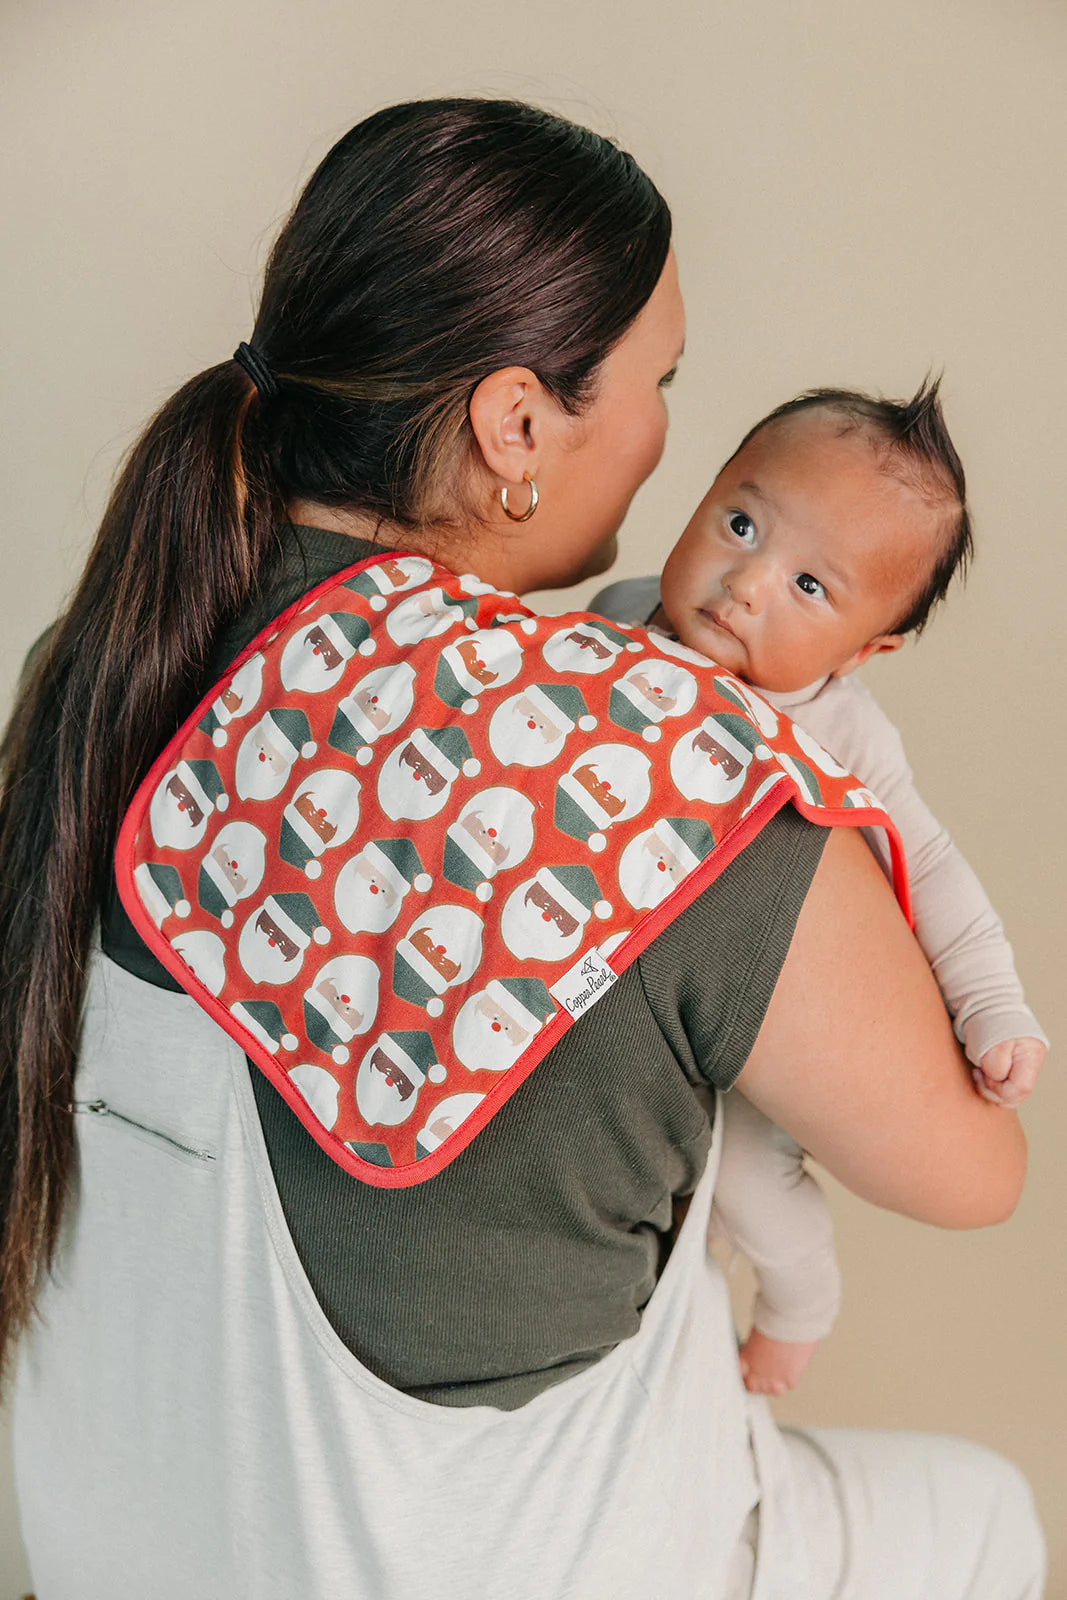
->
[712,1088,841,1393]
[789,677,1048,1103]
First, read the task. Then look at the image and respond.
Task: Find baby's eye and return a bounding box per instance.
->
[794,573,826,599]
[728,511,756,544]
[658,366,678,389]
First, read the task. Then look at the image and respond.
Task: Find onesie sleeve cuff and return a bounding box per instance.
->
[962,1009,1050,1066]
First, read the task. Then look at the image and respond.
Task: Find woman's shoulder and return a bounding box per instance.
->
[589,573,661,625]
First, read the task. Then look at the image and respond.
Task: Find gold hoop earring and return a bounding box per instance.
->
[500,472,539,523]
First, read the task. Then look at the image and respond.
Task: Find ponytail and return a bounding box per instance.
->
[0,94,671,1385]
[0,360,283,1379]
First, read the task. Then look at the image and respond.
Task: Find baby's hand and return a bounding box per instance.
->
[972,1038,1047,1108]
[737,1328,819,1396]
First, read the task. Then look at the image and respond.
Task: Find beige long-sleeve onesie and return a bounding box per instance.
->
[592,575,1047,1342]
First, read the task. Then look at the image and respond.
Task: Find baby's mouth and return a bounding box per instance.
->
[700,607,738,640]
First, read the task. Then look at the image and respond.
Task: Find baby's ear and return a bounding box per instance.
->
[830,633,905,679]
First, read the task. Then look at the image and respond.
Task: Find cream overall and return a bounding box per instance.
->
[14,952,1044,1598]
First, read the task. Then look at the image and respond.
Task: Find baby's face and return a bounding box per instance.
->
[660,413,941,692]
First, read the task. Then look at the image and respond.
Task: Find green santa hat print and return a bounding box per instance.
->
[432,651,483,717]
[343,569,397,611]
[523,682,597,736]
[777,752,823,807]
[483,976,556,1037]
[363,837,432,895]
[535,863,612,924]
[303,989,360,1065]
[608,676,669,742]
[407,726,481,784]
[198,858,239,927]
[652,816,715,874]
[374,1029,447,1087]
[328,694,386,765]
[278,815,323,880]
[441,831,497,901]
[265,891,331,950]
[707,713,772,762]
[134,861,191,928]
[314,610,376,660]
[711,674,779,738]
[198,703,230,748]
[263,707,317,762]
[230,998,299,1055]
[176,758,229,817]
[344,1139,394,1167]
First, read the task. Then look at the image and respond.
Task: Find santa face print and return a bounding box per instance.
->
[444,788,535,893]
[542,622,636,675]
[204,653,265,744]
[488,692,571,769]
[555,743,653,849]
[415,1092,484,1158]
[303,954,379,1057]
[385,588,469,647]
[617,826,702,912]
[395,905,484,1012]
[332,663,416,753]
[334,848,411,935]
[238,899,320,986]
[611,659,697,734]
[670,718,756,805]
[345,555,435,608]
[501,873,597,963]
[170,929,227,996]
[452,987,544,1073]
[279,614,369,694]
[436,628,523,708]
[200,821,267,916]
[149,762,225,851]
[376,734,474,822]
[355,1039,430,1127]
[235,717,304,803]
[288,1063,341,1131]
[281,769,361,873]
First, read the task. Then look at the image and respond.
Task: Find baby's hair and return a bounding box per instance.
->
[732,375,972,635]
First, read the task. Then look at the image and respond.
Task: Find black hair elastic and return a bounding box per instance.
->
[233,341,279,400]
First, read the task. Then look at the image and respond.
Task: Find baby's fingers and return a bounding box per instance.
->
[1005,1040,1047,1100]
[973,1069,1026,1109]
[972,1068,1011,1106]
[978,1041,1014,1084]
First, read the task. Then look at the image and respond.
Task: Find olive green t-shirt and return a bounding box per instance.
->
[100,523,826,1409]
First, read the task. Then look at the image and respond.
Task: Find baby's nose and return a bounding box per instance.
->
[724,558,768,609]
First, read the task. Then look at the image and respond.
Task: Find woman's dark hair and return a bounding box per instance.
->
[729,375,972,635]
[0,97,671,1379]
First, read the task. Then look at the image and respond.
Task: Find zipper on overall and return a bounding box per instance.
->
[71,1098,216,1163]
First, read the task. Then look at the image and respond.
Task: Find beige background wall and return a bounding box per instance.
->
[1,0,1063,1591]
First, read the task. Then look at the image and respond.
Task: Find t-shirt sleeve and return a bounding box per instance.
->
[638,805,827,1092]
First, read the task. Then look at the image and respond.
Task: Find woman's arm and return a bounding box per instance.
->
[735,825,1028,1229]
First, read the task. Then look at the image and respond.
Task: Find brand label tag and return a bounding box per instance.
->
[550,947,619,1019]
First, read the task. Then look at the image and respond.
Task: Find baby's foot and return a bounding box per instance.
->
[738,1328,818,1396]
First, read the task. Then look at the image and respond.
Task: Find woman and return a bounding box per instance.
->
[2,99,1043,1597]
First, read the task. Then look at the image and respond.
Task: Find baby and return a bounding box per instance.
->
[592,378,1048,1397]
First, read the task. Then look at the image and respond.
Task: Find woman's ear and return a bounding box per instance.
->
[468,367,552,486]
[830,633,906,679]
